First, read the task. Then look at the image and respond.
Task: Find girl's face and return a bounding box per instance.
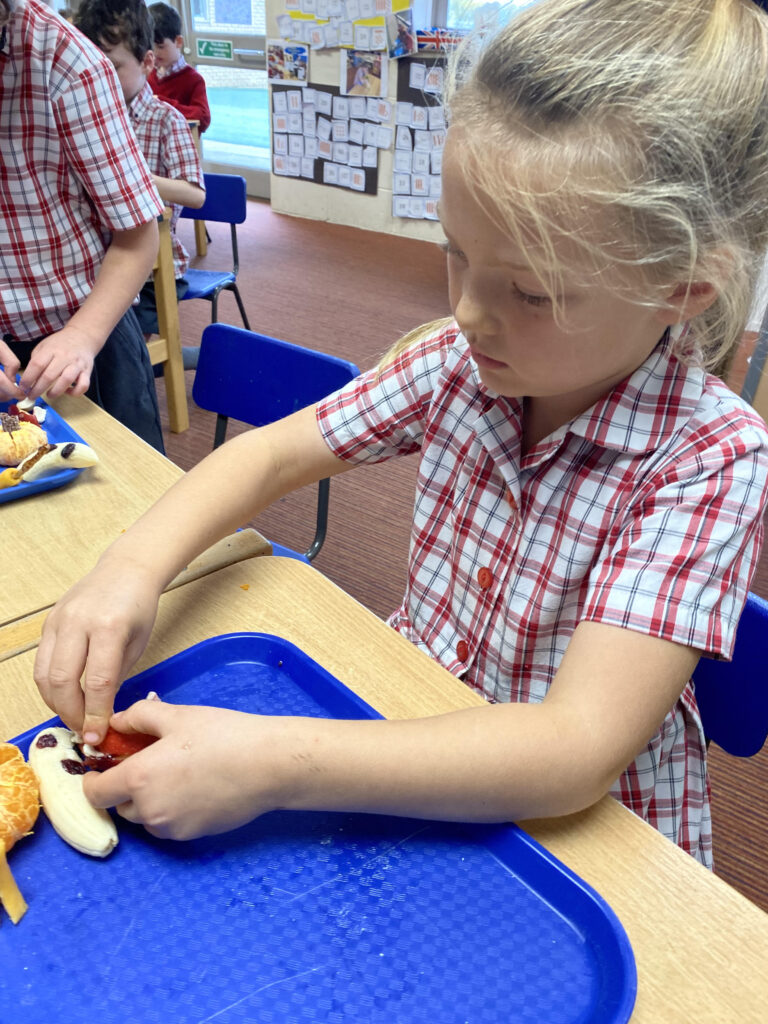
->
[440,135,674,420]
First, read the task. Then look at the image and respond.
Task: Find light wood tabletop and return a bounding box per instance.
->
[0,395,271,634]
[2,555,767,1022]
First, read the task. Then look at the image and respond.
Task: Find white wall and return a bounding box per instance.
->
[266,0,444,243]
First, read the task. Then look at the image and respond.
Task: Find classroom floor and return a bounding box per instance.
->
[159,199,768,913]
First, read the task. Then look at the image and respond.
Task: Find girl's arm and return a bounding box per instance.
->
[33,406,347,741]
[81,621,699,838]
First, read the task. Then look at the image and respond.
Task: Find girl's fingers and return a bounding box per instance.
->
[34,629,89,731]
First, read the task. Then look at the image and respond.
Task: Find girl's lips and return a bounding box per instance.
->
[470,348,507,369]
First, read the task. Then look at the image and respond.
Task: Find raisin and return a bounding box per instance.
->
[35,733,58,748]
[61,758,88,775]
[61,443,76,459]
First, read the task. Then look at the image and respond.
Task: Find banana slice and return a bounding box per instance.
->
[28,728,118,858]
[18,442,99,482]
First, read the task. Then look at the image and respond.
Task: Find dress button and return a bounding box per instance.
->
[456,640,469,662]
[477,567,493,589]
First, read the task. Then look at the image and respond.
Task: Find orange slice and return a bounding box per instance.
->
[0,743,40,924]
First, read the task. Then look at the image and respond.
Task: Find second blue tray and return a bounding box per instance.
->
[0,397,88,504]
[2,633,637,1024]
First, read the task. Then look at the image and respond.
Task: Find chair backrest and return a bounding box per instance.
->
[179,173,248,225]
[192,323,360,434]
[692,591,768,756]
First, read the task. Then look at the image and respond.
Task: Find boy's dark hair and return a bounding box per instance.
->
[75,0,153,63]
[149,2,182,44]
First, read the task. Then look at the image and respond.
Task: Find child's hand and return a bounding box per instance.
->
[18,327,96,400]
[82,701,285,840]
[0,339,23,401]
[34,563,161,744]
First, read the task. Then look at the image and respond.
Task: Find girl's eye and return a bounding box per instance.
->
[513,284,550,307]
[440,241,466,262]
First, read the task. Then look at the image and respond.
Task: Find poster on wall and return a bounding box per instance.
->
[271,83,385,195]
[268,40,310,84]
[386,9,417,58]
[340,50,389,97]
[392,53,446,220]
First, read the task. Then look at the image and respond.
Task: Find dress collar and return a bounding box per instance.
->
[128,80,154,121]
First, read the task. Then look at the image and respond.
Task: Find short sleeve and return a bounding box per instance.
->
[54,61,163,230]
[583,425,768,658]
[161,108,205,189]
[317,323,460,464]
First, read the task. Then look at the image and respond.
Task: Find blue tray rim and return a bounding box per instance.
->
[0,396,86,504]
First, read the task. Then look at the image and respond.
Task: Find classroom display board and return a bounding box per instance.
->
[392,53,445,220]
[271,83,388,193]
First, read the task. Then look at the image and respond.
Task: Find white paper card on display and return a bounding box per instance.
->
[394,149,412,173]
[302,0,317,13]
[277,14,292,38]
[287,112,303,133]
[376,99,391,122]
[428,106,445,130]
[414,129,432,151]
[289,134,304,157]
[424,66,444,94]
[273,133,288,155]
[286,155,301,176]
[324,25,339,47]
[309,26,325,49]
[410,106,427,130]
[354,25,371,49]
[317,0,329,16]
[376,125,393,148]
[348,145,363,166]
[362,145,378,167]
[332,119,350,142]
[329,0,343,14]
[316,116,332,141]
[430,148,443,174]
[412,150,429,174]
[333,141,350,163]
[348,119,365,144]
[365,97,380,121]
[425,198,440,220]
[300,156,315,179]
[363,122,379,146]
[411,174,429,196]
[317,138,333,158]
[339,21,354,45]
[409,62,426,90]
[273,113,288,133]
[359,0,375,15]
[395,124,412,150]
[393,173,411,194]
[304,136,318,157]
[315,91,333,115]
[303,111,316,136]
[323,162,340,184]
[345,0,361,19]
[273,154,288,175]
[408,197,426,218]
[429,175,442,198]
[393,195,410,217]
[303,88,316,106]
[273,90,288,113]
[350,168,366,191]
[287,90,303,111]
[348,96,366,119]
[285,0,300,9]
[333,96,350,119]
[396,102,413,125]
[371,26,387,50]
[338,165,352,187]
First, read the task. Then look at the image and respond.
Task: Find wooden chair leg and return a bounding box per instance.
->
[194,218,208,258]
[154,212,189,433]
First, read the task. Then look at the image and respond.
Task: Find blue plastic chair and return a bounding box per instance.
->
[692,591,768,756]
[179,173,251,329]
[192,323,361,563]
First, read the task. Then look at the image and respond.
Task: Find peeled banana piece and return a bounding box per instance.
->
[18,442,99,482]
[28,728,118,858]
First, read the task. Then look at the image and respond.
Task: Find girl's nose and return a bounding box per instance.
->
[454,286,499,337]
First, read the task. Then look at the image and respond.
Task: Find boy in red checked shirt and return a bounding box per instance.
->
[147,2,210,133]
[0,0,165,451]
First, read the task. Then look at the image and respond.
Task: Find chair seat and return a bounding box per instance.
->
[183,268,236,300]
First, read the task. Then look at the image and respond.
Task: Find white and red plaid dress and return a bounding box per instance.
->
[317,321,768,866]
[0,0,163,342]
[127,82,204,280]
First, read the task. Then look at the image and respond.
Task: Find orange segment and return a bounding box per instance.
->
[0,743,40,924]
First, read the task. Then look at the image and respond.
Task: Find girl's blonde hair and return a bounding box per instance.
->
[383,0,768,373]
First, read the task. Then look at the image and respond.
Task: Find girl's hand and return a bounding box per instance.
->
[34,564,161,743]
[82,701,285,840]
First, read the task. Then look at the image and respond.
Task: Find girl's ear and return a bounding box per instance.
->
[657,280,718,325]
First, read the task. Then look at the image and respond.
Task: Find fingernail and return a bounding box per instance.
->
[83,731,100,744]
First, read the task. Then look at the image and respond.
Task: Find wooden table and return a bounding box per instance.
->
[3,555,767,1022]
[0,395,270,655]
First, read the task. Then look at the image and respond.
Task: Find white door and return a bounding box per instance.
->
[178,0,270,197]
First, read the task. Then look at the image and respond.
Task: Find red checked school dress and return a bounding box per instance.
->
[0,0,163,342]
[128,82,205,280]
[316,322,768,866]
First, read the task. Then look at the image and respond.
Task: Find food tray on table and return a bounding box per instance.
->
[2,633,637,1024]
[0,397,89,504]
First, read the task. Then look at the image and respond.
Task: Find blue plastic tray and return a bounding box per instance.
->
[0,397,88,504]
[2,633,637,1024]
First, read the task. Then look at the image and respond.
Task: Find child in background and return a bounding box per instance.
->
[147,2,210,133]
[35,0,768,868]
[75,0,205,346]
[0,0,164,451]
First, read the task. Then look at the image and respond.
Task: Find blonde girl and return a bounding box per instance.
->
[35,0,768,867]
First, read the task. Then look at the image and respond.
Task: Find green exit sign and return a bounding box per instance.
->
[196,38,233,61]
